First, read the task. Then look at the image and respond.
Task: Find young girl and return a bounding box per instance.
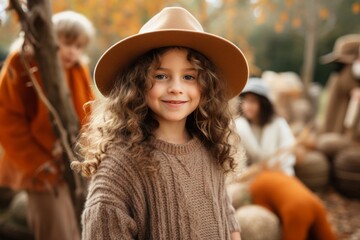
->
[72,7,248,240]
[0,11,94,240]
[234,77,296,176]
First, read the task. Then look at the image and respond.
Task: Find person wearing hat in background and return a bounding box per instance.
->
[72,7,248,239]
[232,78,337,240]
[320,34,360,139]
[234,77,296,176]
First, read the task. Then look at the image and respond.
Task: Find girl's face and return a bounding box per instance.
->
[58,34,87,69]
[146,48,201,126]
[241,93,260,122]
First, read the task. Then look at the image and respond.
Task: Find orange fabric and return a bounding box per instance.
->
[0,52,94,191]
[250,171,336,240]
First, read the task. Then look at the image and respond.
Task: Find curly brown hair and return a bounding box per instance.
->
[72,46,237,177]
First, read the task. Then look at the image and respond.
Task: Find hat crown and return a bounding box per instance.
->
[94,7,248,98]
[241,77,270,99]
[321,34,360,64]
[139,7,204,34]
[333,34,360,54]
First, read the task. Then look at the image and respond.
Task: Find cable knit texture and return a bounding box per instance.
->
[82,137,240,239]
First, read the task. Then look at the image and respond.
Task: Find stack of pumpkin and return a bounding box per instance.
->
[317,133,360,199]
[292,128,331,193]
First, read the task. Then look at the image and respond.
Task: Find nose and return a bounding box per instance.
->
[69,46,78,55]
[168,77,183,94]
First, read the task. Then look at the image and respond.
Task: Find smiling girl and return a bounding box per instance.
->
[72,7,248,240]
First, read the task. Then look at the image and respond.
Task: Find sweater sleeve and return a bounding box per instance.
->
[82,202,138,240]
[81,151,144,240]
[225,188,241,233]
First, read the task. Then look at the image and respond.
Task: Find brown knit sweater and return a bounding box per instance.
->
[81,137,240,239]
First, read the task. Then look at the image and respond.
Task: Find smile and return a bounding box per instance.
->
[162,100,187,104]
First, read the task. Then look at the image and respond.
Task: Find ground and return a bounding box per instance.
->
[317,187,360,240]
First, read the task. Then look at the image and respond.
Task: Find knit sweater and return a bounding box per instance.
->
[82,137,240,239]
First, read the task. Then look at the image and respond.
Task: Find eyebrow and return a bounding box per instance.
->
[156,67,197,71]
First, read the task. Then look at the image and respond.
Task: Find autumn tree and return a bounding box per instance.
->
[51,0,256,75]
[251,0,359,93]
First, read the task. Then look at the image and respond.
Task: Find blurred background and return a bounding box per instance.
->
[1,0,359,87]
[0,0,360,239]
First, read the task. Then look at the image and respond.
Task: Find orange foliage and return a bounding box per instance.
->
[285,0,293,8]
[318,7,329,20]
[291,17,302,28]
[256,12,266,24]
[352,2,360,14]
[279,12,289,22]
[274,21,284,33]
[250,1,350,33]
[49,0,256,72]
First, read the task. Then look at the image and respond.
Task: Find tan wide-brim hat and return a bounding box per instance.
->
[94,7,248,99]
[320,34,360,64]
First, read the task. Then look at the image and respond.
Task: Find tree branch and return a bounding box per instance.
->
[19,51,83,196]
[9,0,38,46]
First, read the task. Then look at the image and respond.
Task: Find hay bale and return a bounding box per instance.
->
[334,147,360,198]
[236,205,281,240]
[295,150,330,192]
[316,133,352,157]
[227,183,252,209]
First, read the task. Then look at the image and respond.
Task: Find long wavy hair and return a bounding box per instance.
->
[72,46,238,177]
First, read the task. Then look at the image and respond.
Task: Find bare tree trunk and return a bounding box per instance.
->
[26,1,79,135]
[301,0,318,97]
[10,0,85,228]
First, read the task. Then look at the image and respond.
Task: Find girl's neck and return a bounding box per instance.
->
[153,122,191,144]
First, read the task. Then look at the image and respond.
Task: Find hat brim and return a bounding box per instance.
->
[94,30,248,99]
[320,53,357,64]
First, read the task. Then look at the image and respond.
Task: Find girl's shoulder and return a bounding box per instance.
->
[96,143,137,176]
[85,144,143,210]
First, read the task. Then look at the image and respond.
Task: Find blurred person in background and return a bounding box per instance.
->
[235,77,296,176]
[0,11,95,240]
[232,77,336,240]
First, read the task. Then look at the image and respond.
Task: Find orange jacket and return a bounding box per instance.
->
[0,52,94,191]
